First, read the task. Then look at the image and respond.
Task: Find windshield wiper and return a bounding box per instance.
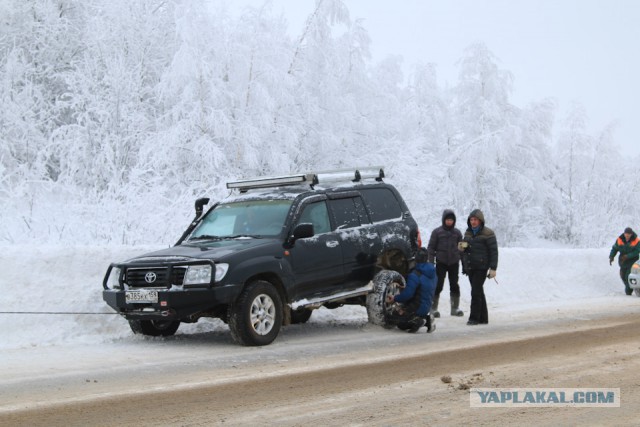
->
[226,234,262,239]
[189,235,223,241]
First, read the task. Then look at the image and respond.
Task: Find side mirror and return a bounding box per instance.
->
[195,198,210,217]
[292,223,314,241]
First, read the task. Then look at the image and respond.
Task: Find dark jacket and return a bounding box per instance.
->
[610,232,640,268]
[394,262,436,317]
[462,209,498,271]
[427,209,463,265]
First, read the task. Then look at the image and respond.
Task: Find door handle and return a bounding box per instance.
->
[326,241,339,248]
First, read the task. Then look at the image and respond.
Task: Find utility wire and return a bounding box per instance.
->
[0,311,118,315]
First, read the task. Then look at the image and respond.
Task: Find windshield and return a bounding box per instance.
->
[189,199,293,239]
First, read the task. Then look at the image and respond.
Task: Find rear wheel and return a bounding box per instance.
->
[128,319,180,337]
[366,269,405,327]
[229,280,283,346]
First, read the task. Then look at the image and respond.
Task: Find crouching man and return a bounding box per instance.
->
[385,248,437,333]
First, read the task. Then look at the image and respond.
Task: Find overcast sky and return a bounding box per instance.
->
[230,0,640,156]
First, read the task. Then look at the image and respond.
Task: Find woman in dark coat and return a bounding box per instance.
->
[459,209,498,325]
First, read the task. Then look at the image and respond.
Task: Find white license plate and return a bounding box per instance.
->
[125,290,159,303]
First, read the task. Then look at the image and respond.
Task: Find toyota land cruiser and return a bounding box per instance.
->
[102,167,421,345]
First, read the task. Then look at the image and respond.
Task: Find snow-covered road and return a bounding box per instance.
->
[1,245,639,425]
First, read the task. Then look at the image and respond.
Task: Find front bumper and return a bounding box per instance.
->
[103,258,241,320]
[103,284,241,320]
[628,272,640,289]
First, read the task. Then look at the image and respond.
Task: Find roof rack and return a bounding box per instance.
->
[226,166,385,193]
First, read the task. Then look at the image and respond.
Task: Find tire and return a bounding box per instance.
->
[290,307,313,324]
[366,269,405,327]
[229,280,283,346]
[128,319,180,337]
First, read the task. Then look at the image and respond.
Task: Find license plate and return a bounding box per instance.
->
[125,290,158,303]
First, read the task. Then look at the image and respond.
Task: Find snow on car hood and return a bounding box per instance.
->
[122,238,277,263]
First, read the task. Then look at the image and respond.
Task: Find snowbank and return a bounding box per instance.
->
[0,245,624,350]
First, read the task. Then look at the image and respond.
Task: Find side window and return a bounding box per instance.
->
[353,197,370,225]
[360,188,403,222]
[297,201,331,234]
[329,197,368,229]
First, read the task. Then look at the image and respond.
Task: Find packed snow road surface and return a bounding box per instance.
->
[1,246,639,425]
[2,305,639,426]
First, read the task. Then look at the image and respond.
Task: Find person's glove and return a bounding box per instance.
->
[620,254,628,262]
[487,269,496,279]
[609,257,614,265]
[457,241,469,252]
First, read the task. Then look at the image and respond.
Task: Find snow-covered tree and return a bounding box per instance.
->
[555,108,630,246]
[0,2,633,247]
[447,43,520,240]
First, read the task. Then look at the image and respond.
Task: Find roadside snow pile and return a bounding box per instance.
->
[0,245,163,349]
[0,245,621,350]
[485,248,618,309]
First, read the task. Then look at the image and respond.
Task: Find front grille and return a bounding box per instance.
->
[125,267,186,288]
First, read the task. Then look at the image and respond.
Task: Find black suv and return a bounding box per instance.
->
[103,168,421,345]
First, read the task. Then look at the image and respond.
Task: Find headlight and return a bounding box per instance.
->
[215,263,229,282]
[184,265,212,285]
[632,263,640,275]
[107,267,122,289]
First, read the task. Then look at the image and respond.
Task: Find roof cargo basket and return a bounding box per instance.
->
[227,166,385,193]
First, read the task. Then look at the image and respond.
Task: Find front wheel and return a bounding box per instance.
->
[229,280,283,346]
[128,319,180,337]
[366,269,405,327]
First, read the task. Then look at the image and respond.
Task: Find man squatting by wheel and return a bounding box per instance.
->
[385,248,437,333]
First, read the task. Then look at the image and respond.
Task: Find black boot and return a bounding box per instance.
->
[407,316,426,333]
[432,295,440,318]
[426,313,436,333]
[450,295,464,317]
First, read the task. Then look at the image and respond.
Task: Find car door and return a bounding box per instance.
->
[327,194,378,287]
[287,197,345,300]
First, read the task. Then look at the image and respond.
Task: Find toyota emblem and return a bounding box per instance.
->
[144,272,157,283]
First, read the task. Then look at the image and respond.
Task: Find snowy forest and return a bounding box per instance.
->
[1,0,638,247]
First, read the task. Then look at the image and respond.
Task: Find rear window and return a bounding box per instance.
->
[359,188,403,222]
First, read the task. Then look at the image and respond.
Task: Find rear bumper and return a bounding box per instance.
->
[103,284,241,320]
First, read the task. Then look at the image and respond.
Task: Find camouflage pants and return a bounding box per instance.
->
[386,307,425,331]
